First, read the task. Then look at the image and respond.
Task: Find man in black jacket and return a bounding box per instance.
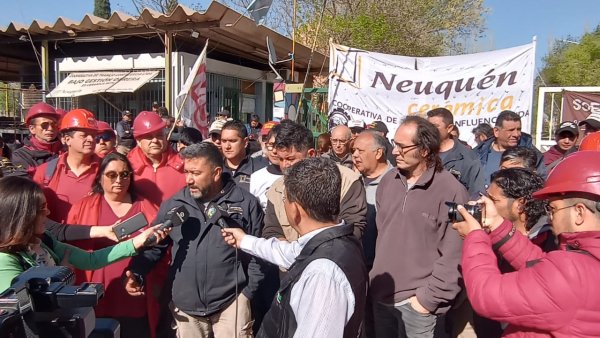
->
[116,110,135,154]
[125,142,265,338]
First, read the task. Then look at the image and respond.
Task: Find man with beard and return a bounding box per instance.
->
[11,102,63,176]
[125,142,265,338]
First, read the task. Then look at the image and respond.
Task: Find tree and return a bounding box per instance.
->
[220,0,487,57]
[94,0,112,19]
[131,0,179,14]
[540,26,600,86]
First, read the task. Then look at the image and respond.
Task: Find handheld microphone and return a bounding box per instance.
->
[205,202,229,229]
[143,205,190,246]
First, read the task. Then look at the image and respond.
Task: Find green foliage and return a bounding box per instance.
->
[541,26,600,86]
[294,0,486,56]
[94,0,112,19]
[221,0,486,57]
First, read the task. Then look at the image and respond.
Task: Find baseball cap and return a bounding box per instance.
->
[209,120,226,135]
[217,110,231,117]
[260,121,279,136]
[122,110,132,116]
[368,121,389,134]
[348,120,366,129]
[578,112,600,130]
[555,121,578,136]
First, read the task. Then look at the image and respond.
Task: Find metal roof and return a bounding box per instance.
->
[0,1,326,72]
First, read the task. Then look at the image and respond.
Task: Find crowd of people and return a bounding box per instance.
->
[0,101,599,338]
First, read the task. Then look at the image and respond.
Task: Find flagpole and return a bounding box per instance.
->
[170,39,209,140]
[168,90,190,140]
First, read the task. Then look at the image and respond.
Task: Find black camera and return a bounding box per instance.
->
[446,201,482,223]
[0,266,119,338]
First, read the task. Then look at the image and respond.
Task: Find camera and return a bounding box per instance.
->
[0,266,119,338]
[446,201,482,223]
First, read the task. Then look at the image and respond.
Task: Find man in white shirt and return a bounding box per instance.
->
[222,157,368,338]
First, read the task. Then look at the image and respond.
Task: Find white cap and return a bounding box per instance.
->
[347,120,366,128]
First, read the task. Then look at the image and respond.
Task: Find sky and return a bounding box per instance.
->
[1,0,599,69]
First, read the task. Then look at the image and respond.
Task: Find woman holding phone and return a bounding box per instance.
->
[67,152,167,338]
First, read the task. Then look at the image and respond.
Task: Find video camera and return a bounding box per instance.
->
[0,266,119,338]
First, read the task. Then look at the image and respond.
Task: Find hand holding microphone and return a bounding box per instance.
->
[142,205,190,247]
[206,202,247,248]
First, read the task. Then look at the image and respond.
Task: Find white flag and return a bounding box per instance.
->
[176,40,209,137]
[247,0,273,24]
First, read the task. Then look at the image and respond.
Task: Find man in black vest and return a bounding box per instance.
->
[222,157,368,337]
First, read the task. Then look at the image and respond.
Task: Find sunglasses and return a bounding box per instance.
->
[95,132,115,143]
[36,121,58,130]
[104,171,131,180]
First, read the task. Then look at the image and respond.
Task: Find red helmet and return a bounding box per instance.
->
[25,102,60,125]
[533,151,600,199]
[96,121,113,133]
[60,109,98,132]
[133,111,166,138]
[580,131,600,151]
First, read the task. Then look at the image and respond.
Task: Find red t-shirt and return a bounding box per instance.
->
[91,198,147,319]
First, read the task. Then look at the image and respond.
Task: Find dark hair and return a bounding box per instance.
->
[490,168,547,230]
[495,110,521,128]
[180,142,224,169]
[284,157,340,223]
[317,132,331,154]
[500,146,537,171]
[222,120,248,138]
[0,176,46,253]
[92,152,136,197]
[472,123,494,138]
[274,121,313,152]
[267,123,282,140]
[0,136,11,160]
[402,115,443,171]
[179,127,204,146]
[158,107,169,117]
[426,108,454,126]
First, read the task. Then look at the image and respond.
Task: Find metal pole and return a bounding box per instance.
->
[165,32,173,114]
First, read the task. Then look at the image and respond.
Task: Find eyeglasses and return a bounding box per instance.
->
[95,132,115,143]
[545,204,577,221]
[104,171,131,180]
[392,142,419,155]
[331,138,350,145]
[36,121,57,130]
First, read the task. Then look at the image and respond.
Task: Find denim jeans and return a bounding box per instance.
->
[372,300,448,338]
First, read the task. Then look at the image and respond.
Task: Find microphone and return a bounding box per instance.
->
[205,202,229,229]
[143,205,190,246]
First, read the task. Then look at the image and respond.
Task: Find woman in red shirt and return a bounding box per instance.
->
[67,152,167,338]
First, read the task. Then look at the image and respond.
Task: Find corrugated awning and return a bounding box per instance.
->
[47,70,159,98]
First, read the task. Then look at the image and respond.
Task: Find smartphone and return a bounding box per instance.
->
[112,212,148,240]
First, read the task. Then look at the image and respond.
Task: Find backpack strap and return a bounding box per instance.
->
[43,157,59,187]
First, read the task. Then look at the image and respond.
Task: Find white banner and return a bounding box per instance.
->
[328,42,536,143]
[176,40,209,137]
[47,70,159,98]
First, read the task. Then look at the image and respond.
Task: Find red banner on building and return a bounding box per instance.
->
[562,91,600,123]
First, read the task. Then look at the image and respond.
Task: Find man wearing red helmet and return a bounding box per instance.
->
[33,109,101,223]
[11,102,63,176]
[95,121,117,158]
[127,111,186,206]
[453,151,600,337]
